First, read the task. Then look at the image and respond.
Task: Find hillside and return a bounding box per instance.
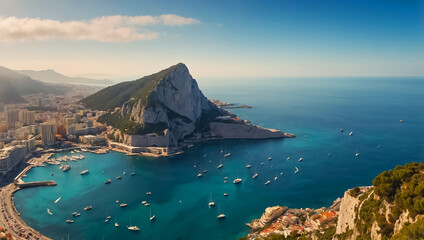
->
[17,69,114,86]
[0,66,64,104]
[242,162,424,240]
[81,63,183,111]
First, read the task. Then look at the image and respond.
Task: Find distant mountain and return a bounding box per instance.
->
[16,69,114,86]
[0,66,63,104]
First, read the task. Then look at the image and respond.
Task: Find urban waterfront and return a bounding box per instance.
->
[13,77,424,240]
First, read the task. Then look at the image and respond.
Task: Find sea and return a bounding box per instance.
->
[14,77,424,240]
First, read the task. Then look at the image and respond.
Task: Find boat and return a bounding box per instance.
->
[349,131,354,136]
[294,167,299,174]
[80,169,89,175]
[260,162,264,166]
[72,212,78,216]
[280,172,283,175]
[224,153,231,157]
[208,193,215,207]
[66,220,74,223]
[187,144,194,148]
[298,158,303,162]
[340,128,344,132]
[116,200,119,203]
[141,201,147,205]
[105,179,112,184]
[105,219,109,223]
[355,153,360,157]
[197,173,203,178]
[220,146,223,154]
[224,177,228,180]
[217,164,223,169]
[144,203,150,206]
[60,165,71,172]
[252,173,258,179]
[146,192,152,195]
[400,120,404,123]
[75,213,81,217]
[127,218,140,231]
[84,206,93,211]
[120,203,128,207]
[246,165,251,168]
[203,154,207,158]
[123,172,126,175]
[107,216,111,219]
[54,196,61,204]
[216,205,226,219]
[116,176,122,179]
[115,222,119,227]
[149,208,156,221]
[130,172,136,176]
[328,153,332,157]
[268,157,272,160]
[286,157,291,160]
[233,178,242,184]
[47,208,53,215]
[274,177,278,181]
[304,135,308,138]
[224,193,228,197]
[203,170,208,173]
[265,180,270,185]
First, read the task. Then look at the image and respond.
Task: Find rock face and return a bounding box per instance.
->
[88,63,294,148]
[248,206,287,230]
[336,189,362,235]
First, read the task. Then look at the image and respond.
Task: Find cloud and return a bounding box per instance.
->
[0,14,199,42]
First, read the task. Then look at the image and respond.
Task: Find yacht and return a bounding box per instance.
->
[120,203,128,208]
[75,213,81,217]
[130,172,136,176]
[84,206,93,211]
[146,192,152,195]
[123,172,126,175]
[216,205,226,219]
[355,153,360,157]
[66,220,74,223]
[141,201,147,205]
[149,208,156,221]
[265,180,270,185]
[260,162,264,166]
[224,153,231,157]
[72,212,78,216]
[349,131,354,136]
[217,164,223,169]
[274,177,278,181]
[47,208,53,215]
[105,219,109,223]
[224,193,228,197]
[203,170,208,173]
[252,173,258,179]
[54,196,61,204]
[144,203,150,206]
[107,216,111,219]
[208,193,215,207]
[286,157,291,160]
[197,173,203,178]
[268,157,272,160]
[233,178,242,184]
[127,226,140,231]
[298,158,303,162]
[246,165,251,168]
[80,169,89,175]
[280,172,284,175]
[340,128,344,132]
[294,167,299,174]
[115,219,119,227]
[105,179,112,184]
[61,165,71,172]
[116,176,122,179]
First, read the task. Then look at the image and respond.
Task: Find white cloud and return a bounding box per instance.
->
[0,14,199,42]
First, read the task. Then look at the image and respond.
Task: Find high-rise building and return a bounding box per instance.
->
[19,110,35,126]
[6,110,19,128]
[41,123,56,147]
[0,146,25,174]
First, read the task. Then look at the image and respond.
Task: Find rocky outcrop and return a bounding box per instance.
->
[94,63,294,148]
[336,189,362,235]
[247,206,288,230]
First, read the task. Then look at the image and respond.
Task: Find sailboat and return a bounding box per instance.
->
[130,164,136,176]
[217,156,223,169]
[54,196,61,203]
[149,207,156,221]
[115,217,119,227]
[127,218,140,231]
[47,208,53,215]
[220,146,223,154]
[80,158,89,175]
[208,193,215,207]
[216,205,226,219]
[224,153,231,157]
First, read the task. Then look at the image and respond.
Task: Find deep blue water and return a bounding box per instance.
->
[14,77,424,240]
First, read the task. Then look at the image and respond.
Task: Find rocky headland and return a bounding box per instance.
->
[242,162,424,240]
[81,63,294,155]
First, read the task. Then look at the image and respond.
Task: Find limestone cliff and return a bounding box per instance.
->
[84,63,294,148]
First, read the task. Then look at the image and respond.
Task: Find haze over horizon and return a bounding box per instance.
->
[0,0,423,81]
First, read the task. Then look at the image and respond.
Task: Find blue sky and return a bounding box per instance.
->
[0,0,422,80]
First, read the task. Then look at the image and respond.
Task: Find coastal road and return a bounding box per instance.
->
[0,183,52,240]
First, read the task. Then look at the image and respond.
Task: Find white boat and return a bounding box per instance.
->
[349,131,353,136]
[400,120,404,123]
[265,180,270,185]
[105,219,109,223]
[146,192,152,195]
[75,213,81,217]
[144,203,150,206]
[260,162,264,166]
[187,144,194,148]
[217,205,226,219]
[286,157,291,160]
[149,208,156,221]
[66,219,74,223]
[203,154,207,158]
[47,208,53,215]
[340,128,344,132]
[107,216,111,219]
[105,179,112,184]
[84,206,93,211]
[123,172,126,175]
[203,170,208,173]
[130,172,136,176]
[141,201,147,205]
[220,146,223,153]
[246,165,251,168]
[115,222,119,227]
[127,226,140,231]
[294,167,299,174]
[233,178,242,184]
[120,203,128,207]
[280,172,284,175]
[80,169,89,175]
[72,212,78,216]
[116,176,122,179]
[197,173,203,178]
[208,193,215,207]
[355,153,360,157]
[224,193,228,197]
[224,153,231,157]
[252,173,258,179]
[54,196,61,203]
[268,157,272,160]
[217,164,223,169]
[298,158,303,162]
[274,177,278,181]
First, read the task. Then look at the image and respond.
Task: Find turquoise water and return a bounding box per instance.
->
[14,77,424,240]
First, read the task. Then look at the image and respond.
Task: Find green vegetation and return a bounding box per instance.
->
[391,218,424,240]
[98,112,167,135]
[350,187,361,197]
[81,63,185,110]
